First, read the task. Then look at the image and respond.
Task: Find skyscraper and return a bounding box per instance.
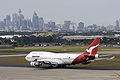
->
[78,22,84,31]
[47,21,56,31]
[62,21,71,32]
[21,19,27,31]
[12,13,19,31]
[18,9,24,31]
[115,20,119,31]
[39,17,44,31]
[0,21,5,31]
[27,19,32,30]
[69,22,77,32]
[5,15,11,31]
[32,12,39,31]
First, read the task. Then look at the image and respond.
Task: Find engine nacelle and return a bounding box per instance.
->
[51,64,58,67]
[30,62,39,66]
[95,54,99,59]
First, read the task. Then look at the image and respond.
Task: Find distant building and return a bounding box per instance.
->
[77,22,84,31]
[69,22,77,32]
[32,12,39,31]
[12,13,19,31]
[47,21,56,31]
[39,17,44,31]
[62,21,71,32]
[20,19,28,31]
[56,24,62,31]
[18,9,24,31]
[5,15,11,31]
[87,24,98,31]
[0,21,5,31]
[115,20,119,31]
[99,26,106,31]
[27,19,32,30]
[106,25,115,31]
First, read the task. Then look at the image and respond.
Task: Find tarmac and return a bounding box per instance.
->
[0,66,120,80]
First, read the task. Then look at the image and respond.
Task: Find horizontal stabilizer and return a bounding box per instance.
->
[94,56,115,61]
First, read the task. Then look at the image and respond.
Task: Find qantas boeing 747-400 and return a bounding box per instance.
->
[25,37,114,68]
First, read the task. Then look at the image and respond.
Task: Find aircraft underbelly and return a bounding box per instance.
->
[60,58,74,64]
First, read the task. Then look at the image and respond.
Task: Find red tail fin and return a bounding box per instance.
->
[83,37,101,56]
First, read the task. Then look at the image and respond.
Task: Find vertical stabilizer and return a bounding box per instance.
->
[83,37,101,56]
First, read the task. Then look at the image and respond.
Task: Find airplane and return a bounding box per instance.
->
[25,37,114,68]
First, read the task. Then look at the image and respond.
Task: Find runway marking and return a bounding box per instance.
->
[112,72,120,80]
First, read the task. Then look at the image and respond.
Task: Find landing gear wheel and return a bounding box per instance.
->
[62,65,67,68]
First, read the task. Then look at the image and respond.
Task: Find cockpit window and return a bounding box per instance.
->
[32,56,39,57]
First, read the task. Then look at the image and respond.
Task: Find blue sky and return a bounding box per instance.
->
[0,0,120,26]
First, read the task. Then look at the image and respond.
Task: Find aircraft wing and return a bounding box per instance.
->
[92,56,115,61]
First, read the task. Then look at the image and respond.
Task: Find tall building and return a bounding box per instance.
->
[20,19,27,31]
[12,13,19,31]
[62,21,71,32]
[5,15,11,31]
[18,9,24,31]
[0,21,5,31]
[32,12,39,31]
[78,22,84,31]
[69,22,77,32]
[47,21,56,31]
[27,19,32,30]
[6,15,11,25]
[56,24,62,31]
[39,17,44,31]
[115,20,119,31]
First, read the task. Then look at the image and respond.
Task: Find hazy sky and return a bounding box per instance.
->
[0,0,120,26]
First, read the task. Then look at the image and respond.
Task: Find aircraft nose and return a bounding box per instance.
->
[25,55,31,62]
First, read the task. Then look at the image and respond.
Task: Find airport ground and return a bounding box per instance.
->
[0,66,120,80]
[0,46,120,80]
[0,46,120,55]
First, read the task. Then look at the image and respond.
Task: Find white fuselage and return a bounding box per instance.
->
[25,51,80,65]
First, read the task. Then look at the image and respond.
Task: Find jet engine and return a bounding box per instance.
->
[30,62,39,66]
[95,54,99,59]
[84,54,99,59]
[51,64,58,67]
[81,61,91,64]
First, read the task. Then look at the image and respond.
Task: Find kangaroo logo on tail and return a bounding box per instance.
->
[86,44,99,56]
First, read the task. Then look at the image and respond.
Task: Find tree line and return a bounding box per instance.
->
[0,35,120,47]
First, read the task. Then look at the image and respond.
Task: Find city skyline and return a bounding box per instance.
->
[0,0,120,26]
[0,9,120,32]
[0,9,120,27]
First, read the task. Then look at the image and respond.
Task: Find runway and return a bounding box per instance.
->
[0,54,27,57]
[0,66,120,80]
